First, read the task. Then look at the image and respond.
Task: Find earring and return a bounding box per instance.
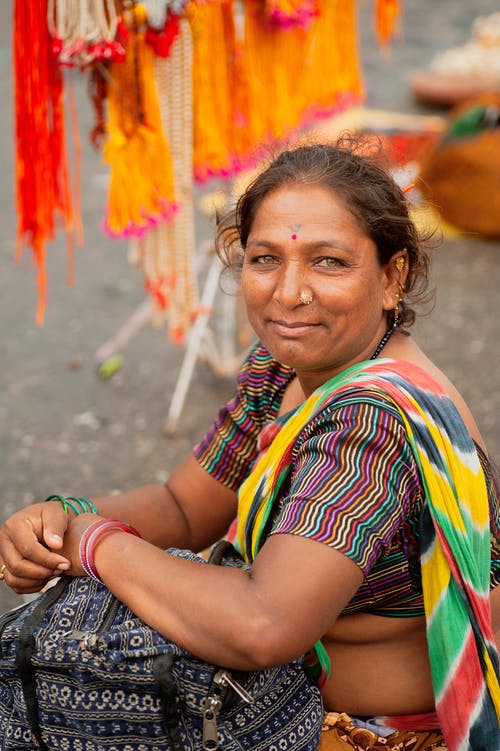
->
[393,286,404,328]
[299,291,313,305]
[395,257,405,272]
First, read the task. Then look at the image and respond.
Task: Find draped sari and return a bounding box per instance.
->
[235,358,500,751]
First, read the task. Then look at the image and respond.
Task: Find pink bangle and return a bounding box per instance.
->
[79,519,142,583]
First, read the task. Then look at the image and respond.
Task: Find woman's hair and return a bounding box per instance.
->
[216,135,437,329]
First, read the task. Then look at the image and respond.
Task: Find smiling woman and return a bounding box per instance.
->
[1,139,499,751]
[240,183,398,385]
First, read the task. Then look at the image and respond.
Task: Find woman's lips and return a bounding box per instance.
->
[270,320,318,336]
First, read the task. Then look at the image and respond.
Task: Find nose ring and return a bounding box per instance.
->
[299,291,313,305]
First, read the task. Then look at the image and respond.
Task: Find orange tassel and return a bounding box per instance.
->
[14,0,77,324]
[187,0,235,182]
[375,0,402,49]
[102,2,178,237]
[235,0,363,164]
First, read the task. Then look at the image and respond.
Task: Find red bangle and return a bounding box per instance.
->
[79,519,142,582]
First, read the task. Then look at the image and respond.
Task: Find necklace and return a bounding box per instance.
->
[370,326,395,360]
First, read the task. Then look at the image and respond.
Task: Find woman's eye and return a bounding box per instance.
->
[253,254,278,265]
[316,257,340,268]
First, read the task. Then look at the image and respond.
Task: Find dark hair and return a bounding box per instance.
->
[216,135,436,329]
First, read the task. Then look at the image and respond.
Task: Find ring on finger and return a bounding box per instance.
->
[0,563,7,581]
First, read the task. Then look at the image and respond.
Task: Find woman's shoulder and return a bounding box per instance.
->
[240,341,294,395]
[383,338,487,453]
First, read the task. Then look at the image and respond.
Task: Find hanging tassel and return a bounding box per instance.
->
[374,0,402,49]
[132,17,199,344]
[234,0,363,166]
[188,0,235,182]
[13,0,76,324]
[263,0,319,30]
[102,2,178,238]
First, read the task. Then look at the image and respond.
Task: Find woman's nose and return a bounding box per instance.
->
[273,263,307,308]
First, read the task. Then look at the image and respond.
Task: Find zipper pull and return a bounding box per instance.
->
[202,696,222,750]
[63,630,99,649]
[213,670,254,704]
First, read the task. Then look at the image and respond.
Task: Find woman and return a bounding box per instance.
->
[1,140,499,751]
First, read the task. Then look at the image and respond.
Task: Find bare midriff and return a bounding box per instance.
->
[321,612,435,716]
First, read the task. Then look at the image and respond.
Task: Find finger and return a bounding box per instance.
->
[0,535,69,579]
[40,501,72,549]
[0,565,55,595]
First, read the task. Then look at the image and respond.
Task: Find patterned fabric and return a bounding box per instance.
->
[268,398,421,574]
[194,345,294,490]
[319,712,447,750]
[194,344,500,617]
[0,548,323,751]
[234,358,500,751]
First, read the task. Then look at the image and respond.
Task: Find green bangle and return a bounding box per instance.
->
[44,495,98,515]
[66,496,98,514]
[44,494,68,513]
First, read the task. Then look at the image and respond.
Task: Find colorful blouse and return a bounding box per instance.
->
[194,343,500,617]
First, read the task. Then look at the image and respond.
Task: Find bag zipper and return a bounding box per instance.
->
[63,589,121,650]
[202,669,254,750]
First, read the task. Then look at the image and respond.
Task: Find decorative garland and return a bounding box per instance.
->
[264,0,319,30]
[131,18,199,343]
[101,2,178,238]
[14,0,402,333]
[47,0,128,67]
[14,0,76,325]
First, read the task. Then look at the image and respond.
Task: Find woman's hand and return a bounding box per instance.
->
[0,501,72,594]
[57,513,107,577]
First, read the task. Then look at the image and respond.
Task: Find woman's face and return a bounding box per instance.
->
[241,183,398,391]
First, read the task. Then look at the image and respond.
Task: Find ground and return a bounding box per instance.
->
[1,0,499,613]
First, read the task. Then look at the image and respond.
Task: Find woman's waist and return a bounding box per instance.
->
[327,610,426,643]
[320,615,434,718]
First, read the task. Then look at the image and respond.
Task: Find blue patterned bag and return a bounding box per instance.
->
[0,544,322,750]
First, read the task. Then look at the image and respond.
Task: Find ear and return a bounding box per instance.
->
[382,250,409,312]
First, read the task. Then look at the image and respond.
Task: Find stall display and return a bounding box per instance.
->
[13,0,401,332]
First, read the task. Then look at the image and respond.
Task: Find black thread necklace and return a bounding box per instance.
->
[370,326,395,360]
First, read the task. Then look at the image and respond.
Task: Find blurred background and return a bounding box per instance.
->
[1,0,499,613]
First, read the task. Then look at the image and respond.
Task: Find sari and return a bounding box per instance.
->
[234,358,500,751]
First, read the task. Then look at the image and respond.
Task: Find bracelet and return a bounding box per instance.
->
[44,495,98,515]
[79,519,142,583]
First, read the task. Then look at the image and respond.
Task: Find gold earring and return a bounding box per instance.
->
[393,286,404,328]
[395,257,405,272]
[299,291,313,305]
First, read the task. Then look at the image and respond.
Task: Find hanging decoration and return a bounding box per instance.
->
[375,0,402,48]
[263,0,319,30]
[189,0,366,182]
[101,1,178,238]
[130,16,199,343]
[47,0,127,67]
[13,0,402,336]
[188,0,236,183]
[13,0,77,325]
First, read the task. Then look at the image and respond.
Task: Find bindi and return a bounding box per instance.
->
[290,223,301,239]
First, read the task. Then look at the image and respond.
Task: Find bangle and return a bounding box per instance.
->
[79,519,142,583]
[66,496,98,514]
[44,495,98,515]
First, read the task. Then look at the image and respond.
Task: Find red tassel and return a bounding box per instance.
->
[13,0,77,324]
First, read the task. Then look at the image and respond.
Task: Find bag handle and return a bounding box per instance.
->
[15,577,69,750]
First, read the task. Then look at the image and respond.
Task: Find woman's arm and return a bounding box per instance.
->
[0,455,238,594]
[61,520,363,670]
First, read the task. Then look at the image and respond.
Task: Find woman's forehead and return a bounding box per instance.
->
[250,184,363,232]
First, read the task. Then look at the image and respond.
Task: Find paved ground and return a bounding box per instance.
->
[1,0,499,613]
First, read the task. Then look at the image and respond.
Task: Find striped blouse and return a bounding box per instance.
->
[194,343,500,616]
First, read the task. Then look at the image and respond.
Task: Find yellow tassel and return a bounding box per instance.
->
[187,0,235,182]
[103,3,177,237]
[188,0,365,181]
[237,0,363,162]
